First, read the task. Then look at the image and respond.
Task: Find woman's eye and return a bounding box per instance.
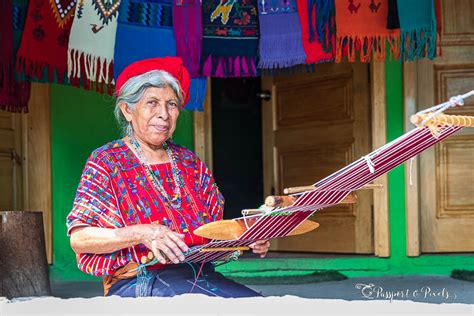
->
[147,101,157,107]
[168,102,178,108]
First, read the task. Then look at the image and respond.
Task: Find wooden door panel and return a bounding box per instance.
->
[263,62,373,254]
[419,0,474,253]
[0,155,14,210]
[436,136,474,216]
[0,110,22,211]
[276,74,353,127]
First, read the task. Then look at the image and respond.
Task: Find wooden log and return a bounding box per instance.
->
[0,211,51,298]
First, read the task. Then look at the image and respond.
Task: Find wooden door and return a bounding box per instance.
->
[262,62,373,253]
[0,110,23,211]
[417,0,474,252]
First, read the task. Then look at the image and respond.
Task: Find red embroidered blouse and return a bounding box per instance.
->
[66,140,224,276]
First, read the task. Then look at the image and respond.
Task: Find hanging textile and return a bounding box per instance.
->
[16,0,77,82]
[397,0,437,61]
[386,0,399,29]
[0,0,30,112]
[173,0,202,78]
[334,0,399,63]
[434,0,442,56]
[200,0,259,77]
[296,0,334,64]
[114,0,207,111]
[257,0,306,70]
[68,0,121,95]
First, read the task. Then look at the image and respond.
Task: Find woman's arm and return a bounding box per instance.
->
[70,224,189,264]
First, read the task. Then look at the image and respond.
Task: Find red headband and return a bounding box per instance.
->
[115,57,191,107]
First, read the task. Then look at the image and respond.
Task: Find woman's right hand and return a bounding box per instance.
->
[137,223,189,265]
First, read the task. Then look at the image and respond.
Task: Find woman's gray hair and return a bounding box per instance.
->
[114,70,184,136]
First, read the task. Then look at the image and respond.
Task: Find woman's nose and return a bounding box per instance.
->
[155,103,169,119]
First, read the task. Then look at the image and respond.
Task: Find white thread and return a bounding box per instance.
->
[363,155,375,173]
[409,157,415,186]
[242,212,250,230]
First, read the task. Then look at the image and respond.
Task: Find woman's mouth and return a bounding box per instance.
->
[150,125,169,133]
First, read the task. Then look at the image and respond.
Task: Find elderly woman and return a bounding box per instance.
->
[66,57,270,297]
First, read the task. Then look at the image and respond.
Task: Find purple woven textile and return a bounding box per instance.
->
[257,0,306,69]
[173,0,202,78]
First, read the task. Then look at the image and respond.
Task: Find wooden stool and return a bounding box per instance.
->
[1,211,51,298]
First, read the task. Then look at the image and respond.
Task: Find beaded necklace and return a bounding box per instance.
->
[129,135,185,210]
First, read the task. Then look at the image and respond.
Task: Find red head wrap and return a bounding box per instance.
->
[115,57,191,107]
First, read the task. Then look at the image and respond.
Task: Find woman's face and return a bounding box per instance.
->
[121,86,180,148]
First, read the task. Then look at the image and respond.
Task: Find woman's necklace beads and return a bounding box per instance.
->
[129,136,184,209]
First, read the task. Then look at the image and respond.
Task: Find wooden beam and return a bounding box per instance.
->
[371,61,390,257]
[403,61,421,257]
[23,83,52,263]
[193,78,213,170]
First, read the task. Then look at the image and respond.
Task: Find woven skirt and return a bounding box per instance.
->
[107,262,261,298]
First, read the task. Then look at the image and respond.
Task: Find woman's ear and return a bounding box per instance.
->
[119,102,133,122]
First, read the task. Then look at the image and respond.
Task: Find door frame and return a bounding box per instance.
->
[193,63,390,257]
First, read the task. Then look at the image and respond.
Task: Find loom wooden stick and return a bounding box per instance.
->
[200,246,250,252]
[194,218,320,241]
[410,113,474,127]
[241,209,266,216]
[283,183,382,195]
[265,193,358,207]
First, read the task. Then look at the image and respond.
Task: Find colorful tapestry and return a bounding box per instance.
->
[296,0,334,64]
[397,0,437,61]
[257,0,306,70]
[334,0,400,62]
[173,0,202,78]
[114,0,207,111]
[0,0,30,112]
[68,0,121,95]
[16,0,77,82]
[201,0,259,77]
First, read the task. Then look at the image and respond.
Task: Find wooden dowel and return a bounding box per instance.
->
[283,183,383,195]
[200,246,249,252]
[410,113,474,127]
[264,195,296,207]
[241,209,266,216]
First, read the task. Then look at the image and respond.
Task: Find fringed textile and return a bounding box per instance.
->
[113,0,174,76]
[173,0,202,78]
[16,0,77,83]
[257,0,306,70]
[114,0,207,111]
[0,0,30,113]
[67,0,120,95]
[434,0,442,56]
[397,0,437,61]
[200,0,259,77]
[334,0,400,62]
[386,0,399,29]
[296,0,334,64]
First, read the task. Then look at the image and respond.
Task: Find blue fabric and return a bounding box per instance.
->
[113,0,207,111]
[107,263,262,298]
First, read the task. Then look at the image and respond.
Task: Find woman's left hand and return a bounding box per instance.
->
[249,240,270,258]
